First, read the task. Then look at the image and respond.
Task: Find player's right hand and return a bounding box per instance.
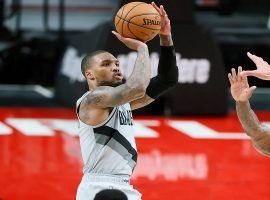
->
[112,31,147,51]
[240,52,270,80]
[228,66,256,102]
[151,2,171,36]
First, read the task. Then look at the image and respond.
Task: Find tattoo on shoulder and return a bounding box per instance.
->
[84,91,104,106]
[82,85,135,108]
[91,95,103,104]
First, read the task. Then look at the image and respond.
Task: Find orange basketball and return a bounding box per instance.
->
[114,2,161,42]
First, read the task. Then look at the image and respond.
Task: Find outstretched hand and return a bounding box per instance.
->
[112,31,147,51]
[228,66,256,102]
[151,2,171,36]
[240,52,270,80]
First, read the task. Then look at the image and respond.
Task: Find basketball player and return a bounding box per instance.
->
[228,53,270,156]
[240,52,270,80]
[76,2,178,200]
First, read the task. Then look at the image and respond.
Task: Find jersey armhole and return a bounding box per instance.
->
[76,91,118,128]
[78,106,117,128]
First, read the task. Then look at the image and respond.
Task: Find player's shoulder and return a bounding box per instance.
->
[76,91,91,106]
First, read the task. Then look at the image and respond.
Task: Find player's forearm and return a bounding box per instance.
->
[236,101,262,138]
[236,101,270,155]
[126,45,151,96]
[160,34,173,46]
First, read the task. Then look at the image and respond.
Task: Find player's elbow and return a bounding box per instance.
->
[251,127,270,157]
[125,81,147,99]
[253,140,270,157]
[167,66,179,87]
[132,85,147,99]
[244,124,263,138]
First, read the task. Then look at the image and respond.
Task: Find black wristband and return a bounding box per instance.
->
[158,46,176,75]
[146,45,178,99]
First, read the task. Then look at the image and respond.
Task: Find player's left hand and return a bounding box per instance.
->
[112,31,147,51]
[151,2,171,36]
[228,66,256,102]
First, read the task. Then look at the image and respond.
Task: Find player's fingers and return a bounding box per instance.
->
[112,31,128,44]
[231,68,237,82]
[162,6,168,16]
[151,2,161,15]
[228,73,234,85]
[112,31,121,38]
[247,52,263,66]
[239,70,249,85]
[162,10,169,21]
[240,70,261,78]
[247,52,256,63]
[238,66,242,82]
[250,86,257,92]
[247,86,257,97]
[160,5,167,17]
[112,30,131,40]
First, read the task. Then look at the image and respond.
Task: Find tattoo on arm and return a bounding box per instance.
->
[82,46,151,109]
[83,48,150,108]
[126,46,151,91]
[90,95,103,105]
[83,85,139,108]
[236,101,270,155]
[236,101,261,137]
[130,95,154,110]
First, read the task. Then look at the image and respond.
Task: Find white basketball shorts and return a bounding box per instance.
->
[76,173,142,200]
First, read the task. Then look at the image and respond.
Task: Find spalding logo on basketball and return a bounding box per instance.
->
[115,2,161,42]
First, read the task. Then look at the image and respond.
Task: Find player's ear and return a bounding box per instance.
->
[85,69,95,81]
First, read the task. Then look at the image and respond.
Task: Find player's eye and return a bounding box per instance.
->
[102,63,110,66]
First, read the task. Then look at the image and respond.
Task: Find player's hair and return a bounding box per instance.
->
[93,189,128,200]
[81,50,108,77]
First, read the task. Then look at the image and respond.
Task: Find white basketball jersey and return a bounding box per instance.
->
[76,92,137,176]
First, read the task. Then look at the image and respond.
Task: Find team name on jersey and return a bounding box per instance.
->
[119,110,133,126]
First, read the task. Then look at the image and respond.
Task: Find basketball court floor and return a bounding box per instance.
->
[0,107,270,200]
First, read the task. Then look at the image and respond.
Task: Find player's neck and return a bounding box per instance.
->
[87,79,98,91]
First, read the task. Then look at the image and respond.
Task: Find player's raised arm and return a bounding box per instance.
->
[229,66,270,156]
[81,32,151,109]
[130,2,178,110]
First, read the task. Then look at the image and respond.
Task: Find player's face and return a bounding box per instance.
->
[92,52,123,87]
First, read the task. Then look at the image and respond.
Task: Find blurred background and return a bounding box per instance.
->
[0,0,270,199]
[0,0,269,112]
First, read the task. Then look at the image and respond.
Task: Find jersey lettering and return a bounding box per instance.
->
[119,110,133,126]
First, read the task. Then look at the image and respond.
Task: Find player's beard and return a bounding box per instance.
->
[98,79,125,87]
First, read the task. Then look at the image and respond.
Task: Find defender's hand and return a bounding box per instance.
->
[112,31,147,51]
[240,52,270,80]
[151,2,171,36]
[228,66,256,102]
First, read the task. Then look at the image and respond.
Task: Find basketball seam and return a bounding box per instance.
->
[128,13,160,22]
[115,4,126,27]
[123,2,146,20]
[115,15,121,27]
[116,15,161,31]
[127,21,140,40]
[121,2,146,37]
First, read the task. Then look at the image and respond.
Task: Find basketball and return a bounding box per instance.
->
[114,2,161,42]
